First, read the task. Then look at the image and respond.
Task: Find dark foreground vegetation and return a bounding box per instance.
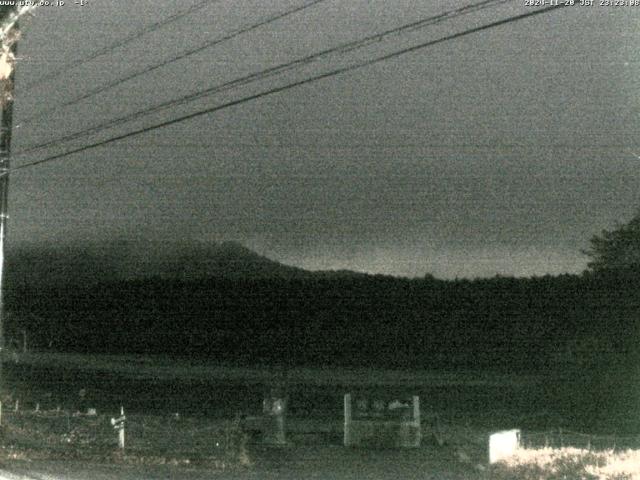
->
[5,265,639,374]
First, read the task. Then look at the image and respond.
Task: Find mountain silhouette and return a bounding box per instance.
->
[5,240,364,287]
[157,241,313,280]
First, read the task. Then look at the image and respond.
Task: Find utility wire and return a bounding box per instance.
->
[18,0,329,128]
[16,0,511,157]
[13,4,568,172]
[23,0,216,91]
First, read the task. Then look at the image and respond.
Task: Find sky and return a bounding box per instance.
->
[4,0,640,279]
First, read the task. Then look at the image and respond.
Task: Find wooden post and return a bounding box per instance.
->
[343,393,352,447]
[412,395,421,446]
[0,17,17,401]
[433,412,444,446]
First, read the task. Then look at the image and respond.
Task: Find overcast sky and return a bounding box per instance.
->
[5,0,640,279]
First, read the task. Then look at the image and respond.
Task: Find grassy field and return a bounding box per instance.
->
[6,351,539,387]
[3,412,640,479]
[0,405,495,479]
[3,351,547,429]
[0,352,639,478]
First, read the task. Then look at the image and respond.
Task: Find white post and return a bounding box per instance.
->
[119,425,125,450]
[111,406,126,451]
[275,399,286,445]
[118,406,125,451]
[344,393,352,447]
[413,395,421,445]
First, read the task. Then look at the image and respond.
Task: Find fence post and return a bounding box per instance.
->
[119,421,125,449]
[413,396,420,435]
[433,413,444,446]
[111,406,126,451]
[344,393,352,447]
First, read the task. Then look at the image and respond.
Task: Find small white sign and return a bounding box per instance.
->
[489,429,520,464]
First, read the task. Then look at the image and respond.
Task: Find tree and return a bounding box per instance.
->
[584,210,640,271]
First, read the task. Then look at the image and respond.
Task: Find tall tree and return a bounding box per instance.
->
[584,211,640,271]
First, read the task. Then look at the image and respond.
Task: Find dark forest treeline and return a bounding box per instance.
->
[6,269,640,373]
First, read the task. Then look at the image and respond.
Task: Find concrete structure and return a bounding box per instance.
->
[344,393,420,448]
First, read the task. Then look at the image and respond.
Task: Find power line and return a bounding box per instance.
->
[71,143,640,150]
[23,0,216,91]
[18,0,329,128]
[16,0,511,157]
[13,4,568,172]
[14,3,567,171]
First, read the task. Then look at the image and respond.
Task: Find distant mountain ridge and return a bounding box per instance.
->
[5,240,365,287]
[161,241,313,280]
